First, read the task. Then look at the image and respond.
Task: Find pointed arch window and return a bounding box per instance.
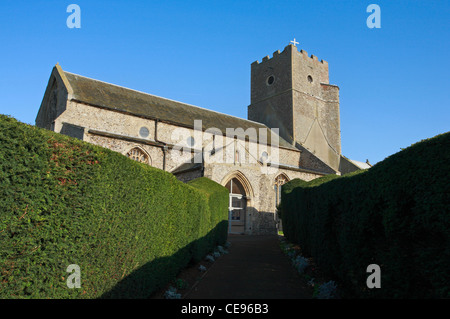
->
[127,147,149,164]
[235,150,240,164]
[274,174,289,208]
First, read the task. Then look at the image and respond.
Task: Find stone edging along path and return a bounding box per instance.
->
[151,234,340,299]
[166,235,313,299]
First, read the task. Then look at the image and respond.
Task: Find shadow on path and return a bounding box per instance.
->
[185,234,311,299]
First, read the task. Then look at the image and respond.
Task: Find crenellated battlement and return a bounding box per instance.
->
[249,42,340,171]
[251,44,328,66]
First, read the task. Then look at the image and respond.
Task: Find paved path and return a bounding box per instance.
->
[185,234,311,299]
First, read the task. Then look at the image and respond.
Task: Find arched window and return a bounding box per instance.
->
[235,150,240,164]
[274,174,289,208]
[225,178,246,196]
[126,147,149,164]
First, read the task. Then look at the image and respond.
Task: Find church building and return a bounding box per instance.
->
[35,43,369,235]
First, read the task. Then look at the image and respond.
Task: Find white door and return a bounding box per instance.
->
[226,178,247,234]
[229,194,246,234]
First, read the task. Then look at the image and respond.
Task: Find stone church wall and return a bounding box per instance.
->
[35,70,69,131]
[204,161,321,235]
[55,101,157,141]
[45,98,327,235]
[87,134,165,170]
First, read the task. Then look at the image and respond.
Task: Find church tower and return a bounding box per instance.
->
[248,43,341,171]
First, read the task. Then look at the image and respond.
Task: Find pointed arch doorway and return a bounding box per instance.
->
[223,172,253,235]
[225,178,247,234]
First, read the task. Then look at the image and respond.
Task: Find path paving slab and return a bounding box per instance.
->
[185,234,311,299]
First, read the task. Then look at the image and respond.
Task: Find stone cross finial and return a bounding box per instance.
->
[290,38,299,46]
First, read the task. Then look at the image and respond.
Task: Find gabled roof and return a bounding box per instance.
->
[339,154,372,175]
[56,65,297,150]
[348,159,372,170]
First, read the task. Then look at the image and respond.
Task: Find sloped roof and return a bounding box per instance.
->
[59,66,297,150]
[171,162,202,175]
[348,159,372,170]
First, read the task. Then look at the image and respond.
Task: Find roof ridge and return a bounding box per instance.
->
[61,68,297,150]
[64,70,267,127]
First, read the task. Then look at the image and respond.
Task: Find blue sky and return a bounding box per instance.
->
[0,0,448,164]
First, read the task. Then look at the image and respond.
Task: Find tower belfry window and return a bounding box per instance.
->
[307,75,313,83]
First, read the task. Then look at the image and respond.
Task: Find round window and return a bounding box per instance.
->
[266,75,275,86]
[139,126,149,138]
[187,136,195,147]
[261,151,269,163]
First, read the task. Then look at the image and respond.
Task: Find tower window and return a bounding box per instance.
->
[266,75,275,86]
[307,75,313,83]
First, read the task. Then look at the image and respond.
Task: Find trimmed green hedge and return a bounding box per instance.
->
[279,132,450,298]
[0,115,228,298]
[187,177,229,262]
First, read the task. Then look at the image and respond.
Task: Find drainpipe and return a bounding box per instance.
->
[154,119,167,171]
[162,146,167,171]
[201,147,205,177]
